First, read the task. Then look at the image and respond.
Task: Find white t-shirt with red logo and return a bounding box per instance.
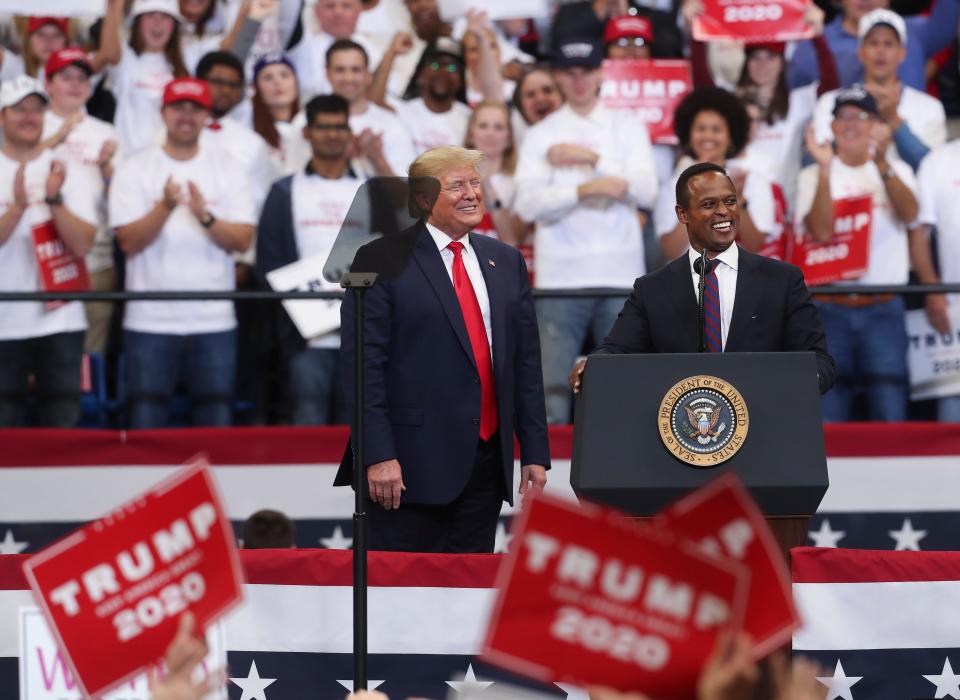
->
[916,140,960,305]
[109,146,257,334]
[107,44,174,156]
[388,97,471,156]
[0,149,98,340]
[43,110,118,275]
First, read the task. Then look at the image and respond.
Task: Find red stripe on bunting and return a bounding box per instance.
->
[792,546,960,584]
[0,550,503,591]
[0,424,955,468]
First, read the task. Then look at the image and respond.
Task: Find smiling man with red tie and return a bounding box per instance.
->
[337,146,550,553]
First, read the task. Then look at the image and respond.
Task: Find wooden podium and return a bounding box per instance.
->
[571,352,828,563]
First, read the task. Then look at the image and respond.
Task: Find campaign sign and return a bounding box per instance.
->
[601,60,692,145]
[693,0,813,42]
[794,194,872,286]
[906,307,960,400]
[22,459,244,699]
[31,220,90,311]
[482,494,748,697]
[656,473,800,657]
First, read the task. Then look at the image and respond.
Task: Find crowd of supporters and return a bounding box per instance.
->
[0,0,958,429]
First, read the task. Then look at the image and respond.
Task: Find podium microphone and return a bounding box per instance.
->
[693,248,709,353]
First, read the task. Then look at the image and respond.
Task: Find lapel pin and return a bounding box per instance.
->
[488,259,496,267]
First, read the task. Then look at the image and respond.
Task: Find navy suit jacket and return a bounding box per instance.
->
[595,249,837,394]
[336,222,551,505]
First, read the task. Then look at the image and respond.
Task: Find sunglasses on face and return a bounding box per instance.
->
[428,61,459,73]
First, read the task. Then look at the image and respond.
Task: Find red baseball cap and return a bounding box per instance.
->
[27,16,69,36]
[604,15,654,44]
[162,78,212,109]
[45,47,93,80]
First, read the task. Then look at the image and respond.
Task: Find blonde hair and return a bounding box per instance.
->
[409,146,483,180]
[464,100,517,175]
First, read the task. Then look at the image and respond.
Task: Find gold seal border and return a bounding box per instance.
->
[657,374,750,468]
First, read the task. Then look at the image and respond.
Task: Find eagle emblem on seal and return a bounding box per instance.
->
[684,402,727,445]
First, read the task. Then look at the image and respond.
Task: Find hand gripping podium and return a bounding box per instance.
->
[571,352,828,559]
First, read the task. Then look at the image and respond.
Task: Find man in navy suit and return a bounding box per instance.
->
[337,146,550,553]
[572,161,836,394]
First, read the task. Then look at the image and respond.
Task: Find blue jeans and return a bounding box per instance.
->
[125,330,236,428]
[940,396,960,422]
[288,347,346,425]
[536,296,625,424]
[815,297,908,422]
[0,331,84,427]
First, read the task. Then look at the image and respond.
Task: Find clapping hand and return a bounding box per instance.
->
[45,160,66,199]
[186,181,206,221]
[804,125,833,168]
[162,176,182,210]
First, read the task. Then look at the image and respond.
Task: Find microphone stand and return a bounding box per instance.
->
[341,271,378,691]
[696,247,708,353]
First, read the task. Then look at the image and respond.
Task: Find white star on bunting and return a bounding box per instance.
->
[0,530,27,555]
[808,519,846,548]
[555,683,591,699]
[337,680,386,693]
[446,663,493,692]
[493,521,513,553]
[230,660,277,700]
[923,657,960,698]
[816,660,862,700]
[320,525,353,550]
[889,518,927,551]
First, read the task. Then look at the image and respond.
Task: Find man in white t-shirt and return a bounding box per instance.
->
[326,38,415,176]
[798,87,918,422]
[256,95,364,424]
[383,37,471,155]
[812,9,946,172]
[514,39,658,424]
[911,140,960,422]
[0,76,98,427]
[43,47,119,356]
[287,0,383,102]
[110,78,256,428]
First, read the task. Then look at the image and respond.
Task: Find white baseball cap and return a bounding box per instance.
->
[858,8,907,46]
[130,0,185,23]
[0,75,48,110]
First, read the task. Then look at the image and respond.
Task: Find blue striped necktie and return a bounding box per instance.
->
[703,260,722,353]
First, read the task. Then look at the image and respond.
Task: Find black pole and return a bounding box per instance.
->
[696,248,708,353]
[341,272,377,692]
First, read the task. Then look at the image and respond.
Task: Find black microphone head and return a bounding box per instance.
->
[693,256,713,276]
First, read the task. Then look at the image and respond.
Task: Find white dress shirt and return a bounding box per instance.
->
[688,244,739,350]
[426,222,493,352]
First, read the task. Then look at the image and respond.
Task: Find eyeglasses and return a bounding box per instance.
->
[309,123,350,131]
[614,37,647,47]
[428,61,459,73]
[207,77,244,90]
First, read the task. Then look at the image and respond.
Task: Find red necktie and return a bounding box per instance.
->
[448,241,498,440]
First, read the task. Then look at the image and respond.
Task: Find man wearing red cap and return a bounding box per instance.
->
[604,15,654,60]
[109,78,257,428]
[42,48,120,356]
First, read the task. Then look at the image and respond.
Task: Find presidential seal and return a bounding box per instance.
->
[658,375,749,467]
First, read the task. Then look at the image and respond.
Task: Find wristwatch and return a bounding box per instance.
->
[44,193,64,207]
[200,211,216,228]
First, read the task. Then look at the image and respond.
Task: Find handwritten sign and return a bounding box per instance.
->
[601,60,692,145]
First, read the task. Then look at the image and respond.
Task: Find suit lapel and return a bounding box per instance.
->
[667,255,701,350]
[725,250,765,352]
[412,224,477,369]
[471,233,506,378]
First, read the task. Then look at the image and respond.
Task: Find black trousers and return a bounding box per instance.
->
[367,435,506,553]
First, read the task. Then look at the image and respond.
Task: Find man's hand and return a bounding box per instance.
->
[804,125,833,168]
[45,160,66,199]
[368,459,405,509]
[869,121,893,164]
[697,631,759,700]
[97,139,117,182]
[866,82,902,128]
[12,164,28,211]
[519,464,547,498]
[580,176,630,201]
[162,176,182,210]
[547,143,599,167]
[186,181,206,220]
[569,358,587,393]
[925,293,951,335]
[152,613,217,700]
[388,31,414,56]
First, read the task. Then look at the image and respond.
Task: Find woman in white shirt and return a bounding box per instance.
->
[656,86,777,260]
[99,0,190,155]
[251,53,301,174]
[464,100,527,246]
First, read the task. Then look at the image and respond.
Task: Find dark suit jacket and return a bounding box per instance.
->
[595,249,836,394]
[335,222,551,505]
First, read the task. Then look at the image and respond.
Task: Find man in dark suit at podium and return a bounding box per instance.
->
[572,161,835,393]
[337,146,550,553]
